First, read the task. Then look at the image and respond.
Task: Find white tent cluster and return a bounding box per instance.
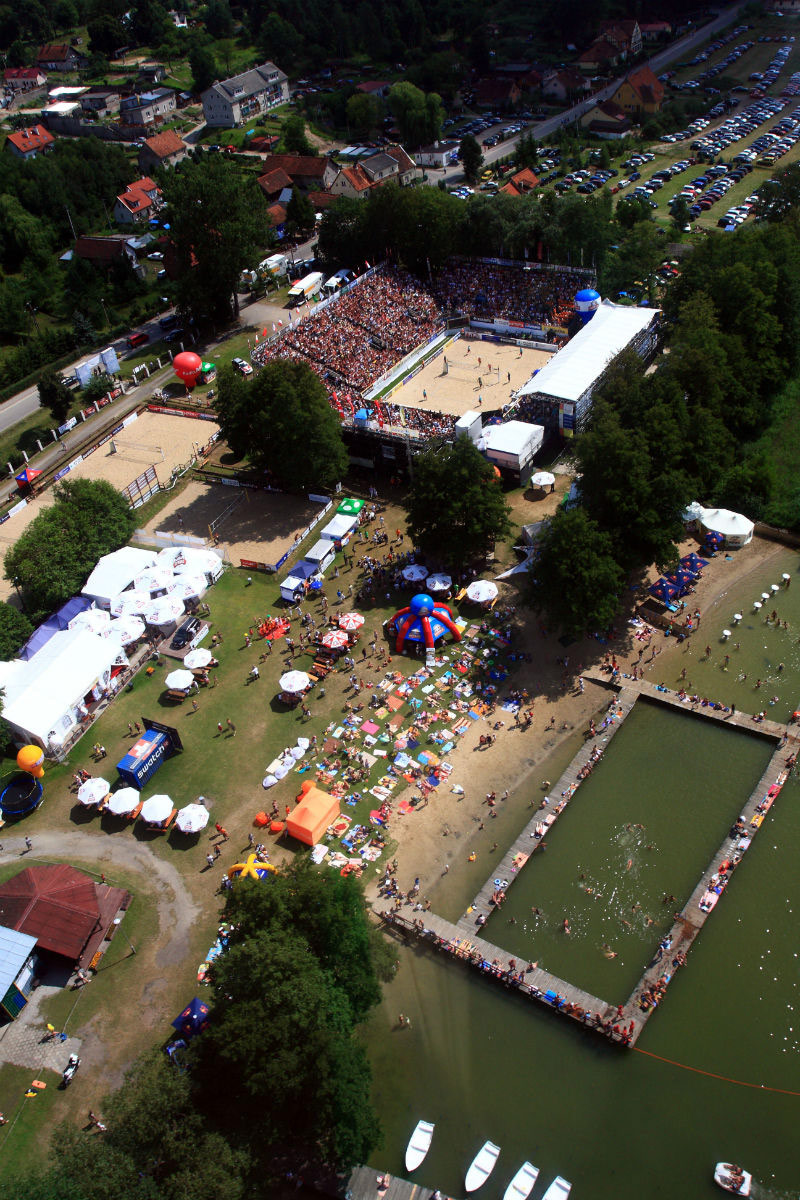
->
[683,502,755,547]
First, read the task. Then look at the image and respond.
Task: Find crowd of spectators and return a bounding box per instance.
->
[380,402,456,440]
[251,267,443,393]
[431,262,589,328]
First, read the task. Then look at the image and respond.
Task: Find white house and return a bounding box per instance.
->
[415,141,459,168]
[119,87,176,128]
[201,62,289,128]
[113,177,163,225]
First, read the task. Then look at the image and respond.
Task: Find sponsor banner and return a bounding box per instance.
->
[220,478,240,487]
[307,494,330,505]
[146,404,217,421]
[68,455,83,471]
[122,411,139,428]
[8,498,27,518]
[58,416,78,435]
[274,550,290,570]
[111,423,124,435]
[53,465,72,481]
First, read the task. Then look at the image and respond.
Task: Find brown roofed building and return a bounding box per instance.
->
[583,99,632,137]
[329,164,373,198]
[138,129,188,174]
[609,64,664,116]
[578,38,622,70]
[598,19,642,55]
[384,143,416,185]
[257,167,293,200]
[114,176,163,224]
[639,20,672,41]
[36,42,87,71]
[0,864,130,967]
[258,154,337,191]
[74,235,136,268]
[474,77,522,109]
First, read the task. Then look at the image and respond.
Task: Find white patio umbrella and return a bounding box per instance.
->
[77,777,110,807]
[184,648,212,669]
[134,566,173,595]
[262,774,278,789]
[530,471,555,489]
[168,574,207,601]
[165,668,194,690]
[321,629,349,649]
[402,563,429,583]
[175,803,210,834]
[106,787,141,816]
[466,579,499,604]
[426,573,452,592]
[145,595,185,626]
[69,608,111,635]
[157,546,188,569]
[279,670,310,693]
[107,615,145,645]
[174,550,220,576]
[338,612,365,632]
[110,589,151,617]
[140,794,173,824]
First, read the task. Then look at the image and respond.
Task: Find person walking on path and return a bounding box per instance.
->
[191,698,199,713]
[24,836,32,853]
[214,843,221,860]
[226,718,236,737]
[205,853,215,869]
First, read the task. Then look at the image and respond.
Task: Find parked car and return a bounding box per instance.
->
[127,331,149,348]
[232,356,253,376]
[171,618,201,650]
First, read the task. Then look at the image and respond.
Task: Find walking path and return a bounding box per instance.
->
[379,675,796,1046]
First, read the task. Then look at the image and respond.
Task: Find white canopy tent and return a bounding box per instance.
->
[701,508,754,547]
[82,547,157,608]
[0,628,128,749]
[478,420,544,479]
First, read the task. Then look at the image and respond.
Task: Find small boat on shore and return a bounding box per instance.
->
[503,1161,539,1200]
[465,1141,501,1192]
[541,1177,572,1200]
[404,1120,435,1172]
[714,1163,752,1196]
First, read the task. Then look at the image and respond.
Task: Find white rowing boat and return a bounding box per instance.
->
[714,1163,752,1196]
[503,1161,540,1200]
[404,1120,435,1172]
[465,1141,501,1192]
[541,1176,571,1200]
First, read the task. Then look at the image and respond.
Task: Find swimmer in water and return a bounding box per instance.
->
[626,858,633,870]
[563,918,571,934]
[602,944,618,959]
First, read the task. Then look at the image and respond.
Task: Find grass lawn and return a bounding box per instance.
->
[0,1063,63,1175]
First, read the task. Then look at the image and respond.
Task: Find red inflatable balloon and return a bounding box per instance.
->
[173,351,202,389]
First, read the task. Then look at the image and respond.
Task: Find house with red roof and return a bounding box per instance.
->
[609,64,664,117]
[3,67,46,91]
[114,176,163,225]
[578,39,622,70]
[36,42,87,72]
[258,154,337,192]
[639,20,672,42]
[137,129,187,174]
[500,167,540,197]
[5,125,55,160]
[598,19,642,56]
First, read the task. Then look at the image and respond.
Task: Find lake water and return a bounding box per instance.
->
[363,549,800,1200]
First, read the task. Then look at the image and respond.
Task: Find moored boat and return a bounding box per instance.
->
[714,1163,752,1196]
[503,1160,540,1200]
[541,1176,572,1200]
[404,1120,435,1172]
[465,1141,501,1192]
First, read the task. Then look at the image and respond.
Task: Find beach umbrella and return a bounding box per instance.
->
[134,566,173,595]
[168,574,207,601]
[165,668,194,691]
[110,589,151,617]
[466,580,498,604]
[175,803,210,834]
[145,595,185,626]
[771,583,780,593]
[649,579,678,604]
[173,550,221,577]
[183,648,212,669]
[402,563,429,583]
[783,573,792,582]
[753,601,762,611]
[77,777,110,807]
[666,569,694,589]
[321,629,348,649]
[106,787,141,816]
[680,552,708,572]
[157,546,188,569]
[69,608,111,635]
[279,670,310,694]
[426,573,452,592]
[761,592,770,601]
[108,615,145,645]
[733,613,743,623]
[704,530,723,547]
[721,629,732,640]
[530,471,555,489]
[140,794,173,824]
[338,612,365,632]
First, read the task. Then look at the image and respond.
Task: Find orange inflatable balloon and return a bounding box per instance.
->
[17,745,44,779]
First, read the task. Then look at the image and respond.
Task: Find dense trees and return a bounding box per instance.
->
[387,81,443,148]
[162,157,265,327]
[4,479,136,620]
[459,134,483,184]
[216,360,349,491]
[37,368,74,426]
[0,602,33,661]
[529,509,625,639]
[406,436,511,568]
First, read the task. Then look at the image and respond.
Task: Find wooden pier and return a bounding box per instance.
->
[376,673,798,1046]
[346,1165,442,1200]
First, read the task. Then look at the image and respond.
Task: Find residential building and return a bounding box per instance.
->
[119,87,176,128]
[415,141,459,168]
[541,68,591,103]
[499,167,539,196]
[114,177,163,225]
[578,39,622,70]
[384,144,416,185]
[5,125,55,160]
[79,87,120,116]
[583,99,632,138]
[329,164,373,199]
[330,145,416,198]
[257,154,337,192]
[138,129,188,173]
[356,80,391,98]
[201,61,289,128]
[598,19,642,56]
[256,166,293,201]
[609,64,664,117]
[74,235,137,269]
[474,77,521,108]
[3,67,46,91]
[249,134,280,153]
[639,20,672,41]
[0,925,39,1021]
[137,63,166,85]
[36,43,87,72]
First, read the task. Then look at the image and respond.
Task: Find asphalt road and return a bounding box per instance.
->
[0,4,749,436]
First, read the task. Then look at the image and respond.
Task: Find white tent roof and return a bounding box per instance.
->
[479,420,543,456]
[517,301,660,403]
[82,547,157,606]
[1,628,127,745]
[320,513,359,540]
[700,508,754,537]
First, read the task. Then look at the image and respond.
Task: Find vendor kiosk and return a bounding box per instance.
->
[280,561,319,603]
[304,539,336,573]
[319,512,359,550]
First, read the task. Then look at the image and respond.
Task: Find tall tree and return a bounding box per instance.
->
[406,435,511,567]
[163,157,265,326]
[528,508,625,638]
[285,188,316,237]
[282,113,314,156]
[189,43,217,93]
[215,360,349,491]
[459,134,483,184]
[0,601,33,660]
[387,81,443,148]
[37,367,73,426]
